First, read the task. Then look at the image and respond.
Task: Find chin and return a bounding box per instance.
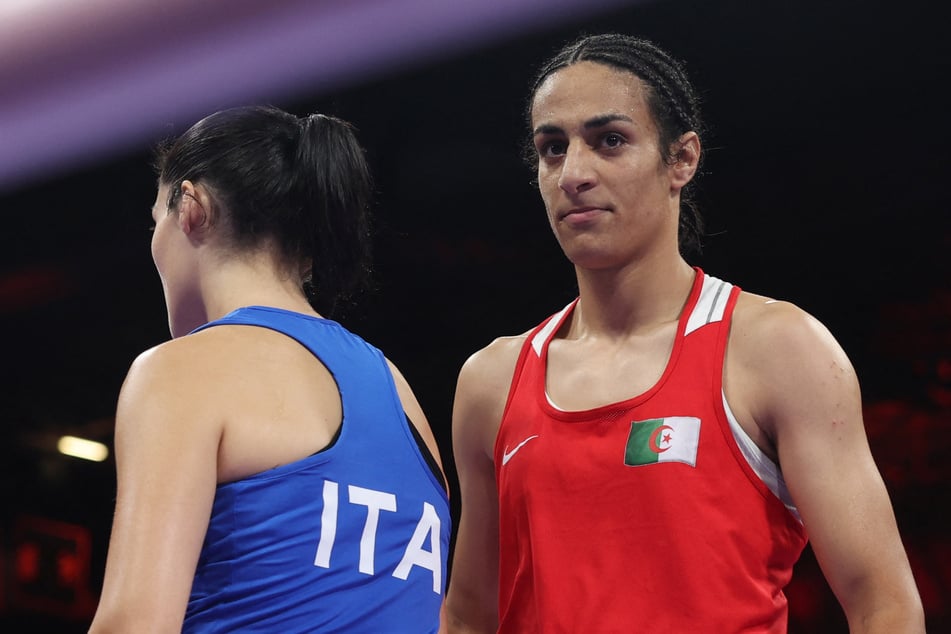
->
[563,245,625,270]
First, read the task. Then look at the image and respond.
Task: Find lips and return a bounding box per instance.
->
[558,206,609,224]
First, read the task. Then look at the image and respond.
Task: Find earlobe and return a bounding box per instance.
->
[670,132,701,189]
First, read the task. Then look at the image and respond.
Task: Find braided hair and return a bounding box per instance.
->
[525,33,706,256]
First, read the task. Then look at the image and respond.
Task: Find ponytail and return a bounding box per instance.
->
[295,114,373,316]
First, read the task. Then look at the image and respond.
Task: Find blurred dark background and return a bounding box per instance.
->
[1,0,948,631]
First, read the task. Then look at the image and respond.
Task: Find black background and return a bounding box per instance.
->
[1,0,948,630]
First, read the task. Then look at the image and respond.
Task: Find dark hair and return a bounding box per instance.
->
[526,33,706,256]
[154,105,372,316]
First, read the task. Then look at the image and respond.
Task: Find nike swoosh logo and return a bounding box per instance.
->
[501,435,539,465]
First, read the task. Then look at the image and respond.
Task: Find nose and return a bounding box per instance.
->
[558,143,597,194]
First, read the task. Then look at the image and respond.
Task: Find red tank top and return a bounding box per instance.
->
[495,269,807,633]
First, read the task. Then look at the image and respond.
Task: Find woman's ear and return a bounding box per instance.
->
[176,180,215,236]
[669,131,700,191]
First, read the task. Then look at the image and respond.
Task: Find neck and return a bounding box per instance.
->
[570,251,696,339]
[174,249,316,336]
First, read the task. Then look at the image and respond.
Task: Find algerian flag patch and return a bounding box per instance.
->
[624,417,701,468]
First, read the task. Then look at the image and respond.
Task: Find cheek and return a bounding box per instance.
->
[537,170,560,207]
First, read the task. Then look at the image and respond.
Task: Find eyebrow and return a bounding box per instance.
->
[532,113,634,136]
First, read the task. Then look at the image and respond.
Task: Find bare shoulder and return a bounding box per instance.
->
[459,333,529,395]
[118,328,246,432]
[117,329,232,443]
[122,335,209,404]
[730,290,849,368]
[130,324,296,384]
[727,290,860,442]
[457,330,534,423]
[452,332,530,462]
[131,325,244,366]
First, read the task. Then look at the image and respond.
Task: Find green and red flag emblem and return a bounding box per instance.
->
[624,417,701,468]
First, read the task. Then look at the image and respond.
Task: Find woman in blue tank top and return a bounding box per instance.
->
[89,105,450,633]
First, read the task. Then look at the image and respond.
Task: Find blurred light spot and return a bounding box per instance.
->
[57,435,109,462]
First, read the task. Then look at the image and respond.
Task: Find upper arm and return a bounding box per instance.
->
[386,358,447,484]
[90,344,222,633]
[445,337,522,633]
[731,300,924,632]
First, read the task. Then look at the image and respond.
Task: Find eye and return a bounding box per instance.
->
[537,139,567,158]
[601,132,626,149]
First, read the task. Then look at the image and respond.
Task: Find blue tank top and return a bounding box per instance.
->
[182,306,450,633]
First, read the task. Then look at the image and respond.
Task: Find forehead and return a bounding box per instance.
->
[530,61,652,129]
